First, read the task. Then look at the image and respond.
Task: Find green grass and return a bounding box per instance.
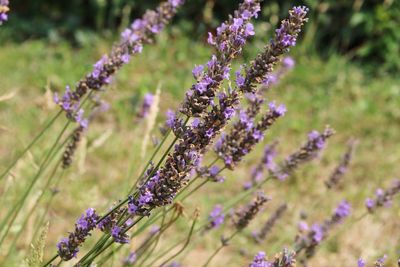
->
[0,33,399,266]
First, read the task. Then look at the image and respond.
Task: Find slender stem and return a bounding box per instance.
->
[202,231,239,267]
[1,162,64,264]
[0,122,70,248]
[129,129,172,193]
[148,212,198,267]
[0,110,62,181]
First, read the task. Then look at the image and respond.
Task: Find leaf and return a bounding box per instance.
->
[25,221,49,267]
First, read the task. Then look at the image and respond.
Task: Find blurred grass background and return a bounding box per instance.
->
[0,0,399,266]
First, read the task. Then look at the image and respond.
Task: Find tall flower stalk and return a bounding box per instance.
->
[45,4,310,266]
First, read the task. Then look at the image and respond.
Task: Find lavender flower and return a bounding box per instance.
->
[54,0,183,124]
[137,93,154,119]
[0,0,9,25]
[62,125,85,169]
[295,200,351,258]
[180,0,262,117]
[218,101,286,169]
[365,179,400,213]
[111,225,130,244]
[274,127,334,180]
[325,139,357,189]
[62,7,309,260]
[123,252,137,265]
[375,255,387,267]
[57,208,99,261]
[249,249,296,267]
[234,192,269,230]
[358,258,366,267]
[206,204,225,230]
[249,251,268,267]
[253,203,287,242]
[244,141,278,189]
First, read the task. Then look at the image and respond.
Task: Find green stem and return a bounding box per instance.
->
[1,163,64,264]
[0,110,62,181]
[0,121,70,248]
[201,231,238,267]
[147,213,198,267]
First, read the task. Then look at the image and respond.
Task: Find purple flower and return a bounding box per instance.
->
[334,200,351,220]
[57,208,99,261]
[137,93,154,118]
[231,18,244,32]
[365,179,400,213]
[245,23,255,36]
[268,101,287,116]
[123,252,137,264]
[121,54,130,63]
[111,226,130,244]
[192,65,204,79]
[358,258,366,267]
[298,221,309,232]
[235,71,244,87]
[249,251,268,267]
[169,0,183,8]
[165,110,177,129]
[207,205,225,229]
[0,0,9,25]
[282,56,295,69]
[209,165,220,177]
[311,224,324,243]
[207,32,216,45]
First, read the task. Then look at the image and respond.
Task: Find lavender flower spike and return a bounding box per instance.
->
[358,258,366,267]
[274,126,335,180]
[249,249,296,267]
[205,204,225,230]
[295,199,351,259]
[54,0,183,124]
[325,139,357,189]
[57,208,99,261]
[0,0,9,25]
[253,203,287,242]
[365,179,400,213]
[137,93,155,119]
[180,0,262,117]
[234,192,269,230]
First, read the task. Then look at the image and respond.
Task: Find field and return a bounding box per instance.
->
[0,28,399,266]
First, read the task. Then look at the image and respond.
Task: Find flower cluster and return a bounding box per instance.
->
[57,208,99,261]
[244,141,278,189]
[253,203,287,242]
[273,127,335,180]
[180,0,262,117]
[234,192,269,230]
[137,93,155,119]
[325,139,357,189]
[52,4,309,263]
[216,101,286,169]
[197,164,225,183]
[365,179,400,213]
[295,200,351,258]
[261,56,296,90]
[358,255,388,267]
[239,6,308,95]
[54,0,183,124]
[0,0,9,25]
[205,204,225,231]
[249,249,296,267]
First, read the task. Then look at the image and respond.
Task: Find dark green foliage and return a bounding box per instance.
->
[1,0,399,73]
